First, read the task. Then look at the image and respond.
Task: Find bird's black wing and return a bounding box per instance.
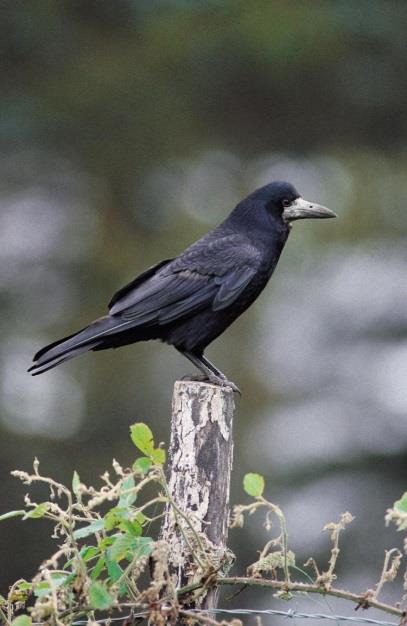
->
[108,235,261,325]
[108,258,173,310]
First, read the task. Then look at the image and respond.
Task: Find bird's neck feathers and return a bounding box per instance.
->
[226,200,290,243]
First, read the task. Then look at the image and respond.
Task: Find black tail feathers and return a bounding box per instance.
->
[28,342,100,375]
[28,315,126,375]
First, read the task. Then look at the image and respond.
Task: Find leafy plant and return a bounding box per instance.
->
[0,423,167,625]
[0,427,406,626]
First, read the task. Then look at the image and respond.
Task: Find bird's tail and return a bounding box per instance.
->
[28,315,123,376]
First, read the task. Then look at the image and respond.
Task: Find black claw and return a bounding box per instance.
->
[206,373,241,396]
[181,372,240,395]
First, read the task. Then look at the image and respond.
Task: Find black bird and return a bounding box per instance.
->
[29,181,336,390]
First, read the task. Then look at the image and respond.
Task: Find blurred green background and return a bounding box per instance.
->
[1,1,407,622]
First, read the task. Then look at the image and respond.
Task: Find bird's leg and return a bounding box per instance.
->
[180,350,241,394]
[199,353,242,395]
[179,350,213,382]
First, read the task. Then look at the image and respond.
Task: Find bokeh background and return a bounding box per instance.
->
[1,1,407,622]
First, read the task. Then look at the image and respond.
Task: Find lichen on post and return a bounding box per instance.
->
[161,380,236,610]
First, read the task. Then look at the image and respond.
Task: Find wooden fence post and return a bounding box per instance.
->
[161,380,235,613]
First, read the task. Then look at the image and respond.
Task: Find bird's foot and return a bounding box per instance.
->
[207,373,241,396]
[181,373,241,395]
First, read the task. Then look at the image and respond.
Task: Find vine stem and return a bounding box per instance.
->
[59,576,407,625]
[258,496,291,583]
[177,577,406,620]
[373,548,402,601]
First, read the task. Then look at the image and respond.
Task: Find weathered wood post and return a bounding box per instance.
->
[161,380,235,613]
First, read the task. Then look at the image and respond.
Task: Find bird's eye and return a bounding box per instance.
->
[282,199,291,208]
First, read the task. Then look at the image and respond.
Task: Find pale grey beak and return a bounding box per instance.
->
[283,197,337,222]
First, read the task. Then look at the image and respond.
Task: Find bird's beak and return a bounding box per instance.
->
[283,197,337,222]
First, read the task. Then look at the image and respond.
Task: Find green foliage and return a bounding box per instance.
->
[0,425,406,626]
[88,582,114,610]
[386,491,407,532]
[394,492,407,514]
[243,472,265,497]
[130,422,155,454]
[0,422,166,625]
[11,617,32,626]
[24,503,48,519]
[133,456,152,475]
[72,519,105,540]
[71,471,81,498]
[130,422,166,466]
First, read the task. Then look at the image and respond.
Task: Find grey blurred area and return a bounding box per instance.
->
[1,1,406,621]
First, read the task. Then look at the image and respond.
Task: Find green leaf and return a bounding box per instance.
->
[106,556,124,583]
[132,537,154,559]
[24,503,48,519]
[63,545,98,569]
[109,534,153,563]
[33,582,51,598]
[118,475,137,507]
[72,471,81,497]
[98,536,114,550]
[104,509,119,532]
[88,581,114,610]
[394,492,407,513]
[120,519,142,537]
[91,555,105,580]
[243,473,265,497]
[15,582,32,591]
[73,519,105,539]
[48,573,71,587]
[135,512,146,525]
[133,456,152,475]
[62,572,77,587]
[150,448,166,466]
[104,507,132,531]
[12,616,32,626]
[109,534,135,562]
[80,545,100,562]
[130,423,155,455]
[105,555,127,595]
[0,510,25,521]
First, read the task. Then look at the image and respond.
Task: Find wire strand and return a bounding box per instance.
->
[61,606,402,626]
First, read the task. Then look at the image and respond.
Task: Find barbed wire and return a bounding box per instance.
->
[204,607,401,625]
[61,606,403,626]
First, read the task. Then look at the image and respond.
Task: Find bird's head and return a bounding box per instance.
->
[260,181,337,223]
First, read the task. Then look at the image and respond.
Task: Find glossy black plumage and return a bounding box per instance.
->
[29,181,336,389]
